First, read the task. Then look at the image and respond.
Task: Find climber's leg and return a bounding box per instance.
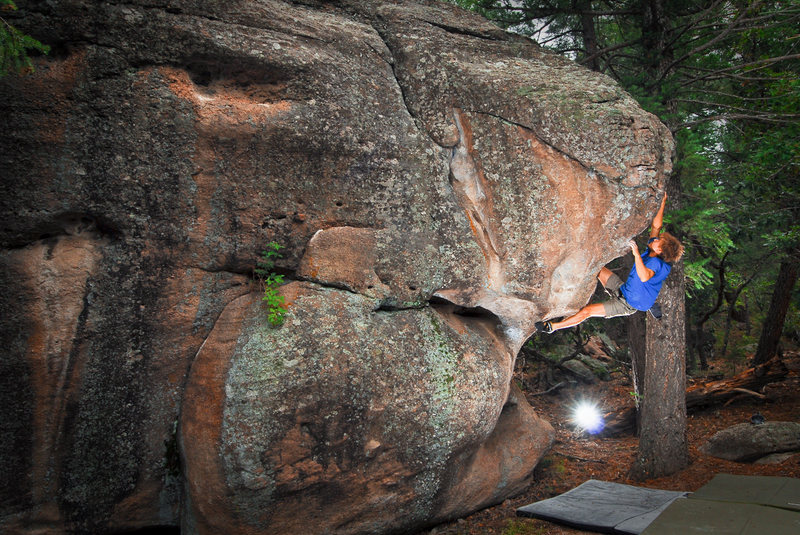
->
[597,266,615,287]
[536,303,608,333]
[545,303,607,332]
[535,267,634,334]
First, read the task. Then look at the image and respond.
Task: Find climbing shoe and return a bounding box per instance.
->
[535,321,554,334]
[648,303,663,319]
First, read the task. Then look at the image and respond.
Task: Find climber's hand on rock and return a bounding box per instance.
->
[629,239,639,255]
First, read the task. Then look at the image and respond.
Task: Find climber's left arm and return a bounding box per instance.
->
[629,240,654,282]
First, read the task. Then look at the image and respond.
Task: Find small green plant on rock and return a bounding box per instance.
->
[256,242,286,327]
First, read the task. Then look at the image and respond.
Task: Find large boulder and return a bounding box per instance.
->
[0,1,672,534]
[700,422,800,463]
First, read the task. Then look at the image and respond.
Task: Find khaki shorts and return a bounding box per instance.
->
[602,272,638,318]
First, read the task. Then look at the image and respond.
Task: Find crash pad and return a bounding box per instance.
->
[688,473,800,512]
[643,474,800,534]
[641,498,800,534]
[517,474,800,534]
[516,479,688,534]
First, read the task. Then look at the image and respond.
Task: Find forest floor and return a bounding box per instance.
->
[419,351,800,535]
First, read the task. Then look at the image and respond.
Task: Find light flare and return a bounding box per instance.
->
[571,400,604,434]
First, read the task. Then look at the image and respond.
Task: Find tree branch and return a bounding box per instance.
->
[677,54,800,88]
[658,0,762,84]
[696,250,729,327]
[578,36,643,67]
[678,113,800,130]
[674,98,800,118]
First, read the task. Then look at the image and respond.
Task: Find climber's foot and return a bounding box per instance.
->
[648,303,663,319]
[535,321,554,334]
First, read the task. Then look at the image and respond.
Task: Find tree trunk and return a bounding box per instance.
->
[697,328,709,370]
[720,297,735,359]
[753,260,799,365]
[627,308,646,425]
[744,293,751,336]
[640,0,672,90]
[579,2,600,72]
[628,257,689,480]
[628,159,688,479]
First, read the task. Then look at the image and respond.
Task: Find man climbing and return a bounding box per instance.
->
[536,192,683,333]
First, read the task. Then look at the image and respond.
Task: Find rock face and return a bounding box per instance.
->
[0,1,672,534]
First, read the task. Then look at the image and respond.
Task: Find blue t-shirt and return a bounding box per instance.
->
[620,250,671,311]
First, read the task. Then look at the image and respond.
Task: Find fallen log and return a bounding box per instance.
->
[685,356,788,407]
[723,388,767,404]
[598,357,789,437]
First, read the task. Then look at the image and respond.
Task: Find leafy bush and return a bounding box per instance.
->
[256,242,286,327]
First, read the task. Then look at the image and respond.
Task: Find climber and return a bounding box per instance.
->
[535,192,683,334]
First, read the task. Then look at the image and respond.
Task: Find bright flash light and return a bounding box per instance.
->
[571,401,604,434]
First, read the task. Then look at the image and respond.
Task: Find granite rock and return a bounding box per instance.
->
[0,1,671,533]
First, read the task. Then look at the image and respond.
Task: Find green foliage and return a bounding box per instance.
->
[684,257,714,291]
[256,242,286,327]
[500,519,545,535]
[536,454,566,474]
[725,331,757,365]
[255,241,282,276]
[784,302,800,343]
[0,0,49,77]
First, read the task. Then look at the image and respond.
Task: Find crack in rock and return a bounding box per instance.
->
[467,108,595,175]
[370,23,419,125]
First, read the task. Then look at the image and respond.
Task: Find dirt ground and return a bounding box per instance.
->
[419,352,800,535]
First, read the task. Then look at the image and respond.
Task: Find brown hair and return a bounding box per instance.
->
[658,232,684,263]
